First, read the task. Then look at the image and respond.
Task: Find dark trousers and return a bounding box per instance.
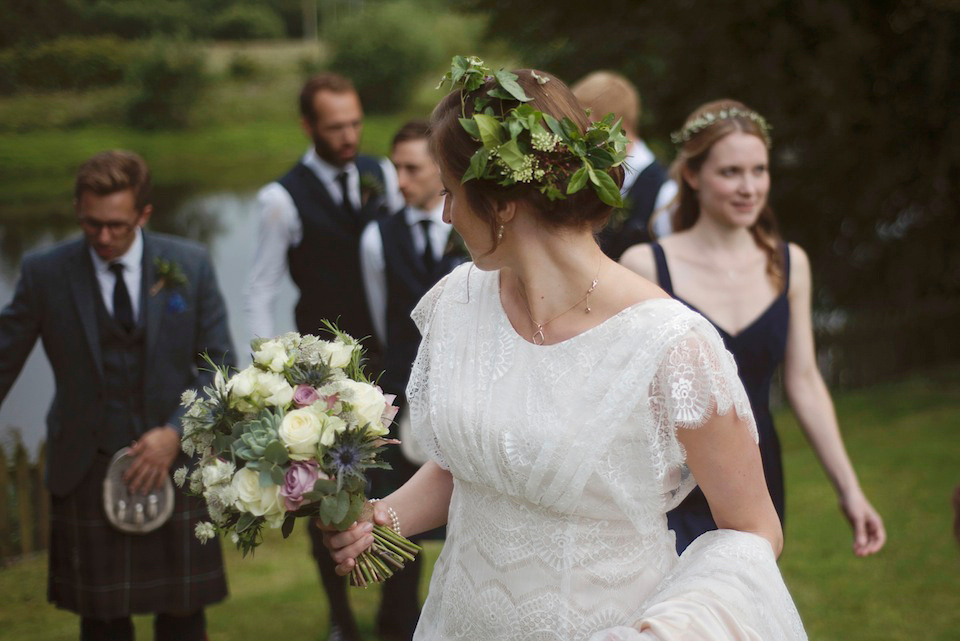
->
[308,521,422,641]
[80,610,205,641]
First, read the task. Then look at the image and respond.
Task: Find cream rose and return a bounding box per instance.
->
[338,379,388,435]
[317,413,348,447]
[278,407,322,460]
[254,370,295,407]
[231,467,283,518]
[253,339,292,373]
[316,339,356,369]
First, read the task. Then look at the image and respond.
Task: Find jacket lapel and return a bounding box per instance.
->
[66,244,103,378]
[142,232,166,373]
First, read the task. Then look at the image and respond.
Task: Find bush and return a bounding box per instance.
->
[125,42,207,129]
[6,36,131,92]
[211,5,285,40]
[83,1,201,39]
[326,1,444,113]
[227,53,260,79]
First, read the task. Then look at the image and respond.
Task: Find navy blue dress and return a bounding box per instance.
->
[651,243,790,554]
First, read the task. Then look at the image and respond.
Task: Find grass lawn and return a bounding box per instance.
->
[0,366,957,640]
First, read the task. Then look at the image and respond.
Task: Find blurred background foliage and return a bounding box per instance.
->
[0,0,956,385]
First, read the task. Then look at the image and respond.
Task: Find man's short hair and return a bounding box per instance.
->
[74,150,152,211]
[571,71,641,134]
[299,72,357,121]
[391,120,431,149]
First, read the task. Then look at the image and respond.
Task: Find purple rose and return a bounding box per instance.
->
[280,461,325,511]
[293,384,321,408]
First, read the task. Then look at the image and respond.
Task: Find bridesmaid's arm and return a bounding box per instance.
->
[676,410,784,557]
[782,243,886,557]
[325,460,454,575]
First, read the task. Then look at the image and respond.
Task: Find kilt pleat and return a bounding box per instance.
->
[48,453,228,619]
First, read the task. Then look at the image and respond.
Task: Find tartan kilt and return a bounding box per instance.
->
[48,452,228,619]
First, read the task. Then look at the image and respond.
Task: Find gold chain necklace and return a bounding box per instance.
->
[516,254,601,345]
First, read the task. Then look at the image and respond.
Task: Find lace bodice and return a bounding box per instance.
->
[408,264,806,641]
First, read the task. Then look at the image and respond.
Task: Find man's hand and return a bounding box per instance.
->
[124,426,180,494]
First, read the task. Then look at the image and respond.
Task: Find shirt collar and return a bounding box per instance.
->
[88,227,144,274]
[302,147,356,184]
[404,201,445,226]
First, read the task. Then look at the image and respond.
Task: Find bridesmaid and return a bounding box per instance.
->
[621,99,886,557]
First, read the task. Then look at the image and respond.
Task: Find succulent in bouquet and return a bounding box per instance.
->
[176,322,420,587]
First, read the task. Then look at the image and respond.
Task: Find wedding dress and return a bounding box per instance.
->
[407,264,807,641]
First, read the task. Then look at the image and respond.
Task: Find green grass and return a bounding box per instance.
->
[1,367,957,640]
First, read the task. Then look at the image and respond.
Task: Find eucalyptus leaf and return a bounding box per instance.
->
[458,117,480,139]
[313,478,337,495]
[333,491,350,523]
[494,70,531,102]
[473,113,503,148]
[263,440,289,465]
[320,495,337,525]
[497,138,526,171]
[567,166,589,194]
[259,467,274,487]
[269,464,285,486]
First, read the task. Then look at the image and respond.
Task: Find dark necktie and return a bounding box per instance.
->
[336,172,355,215]
[419,219,436,272]
[109,262,135,332]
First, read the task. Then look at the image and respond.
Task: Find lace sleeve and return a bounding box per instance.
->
[410,268,455,336]
[648,316,757,507]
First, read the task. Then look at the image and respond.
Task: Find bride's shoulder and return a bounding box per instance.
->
[412,262,476,331]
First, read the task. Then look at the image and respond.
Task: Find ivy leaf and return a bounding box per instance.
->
[494,69,531,102]
[450,55,469,84]
[486,86,515,100]
[560,117,582,141]
[459,117,480,139]
[586,147,615,169]
[281,514,296,539]
[497,138,526,171]
[542,113,565,139]
[567,166,589,194]
[462,148,490,183]
[591,170,624,208]
[507,118,523,139]
[473,113,503,148]
[543,185,565,201]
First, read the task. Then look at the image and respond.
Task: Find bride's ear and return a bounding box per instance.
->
[494,199,517,226]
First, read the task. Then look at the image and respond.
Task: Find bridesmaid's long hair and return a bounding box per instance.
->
[669,99,786,291]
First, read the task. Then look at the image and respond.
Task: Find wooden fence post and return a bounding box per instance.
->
[0,443,9,560]
[35,442,49,550]
[14,442,33,555]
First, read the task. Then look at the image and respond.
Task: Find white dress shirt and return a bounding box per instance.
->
[244,147,402,339]
[622,138,678,239]
[89,228,144,322]
[359,201,450,348]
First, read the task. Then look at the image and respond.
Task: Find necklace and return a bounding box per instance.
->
[516,253,602,345]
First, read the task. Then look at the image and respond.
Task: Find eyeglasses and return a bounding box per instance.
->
[78,217,137,235]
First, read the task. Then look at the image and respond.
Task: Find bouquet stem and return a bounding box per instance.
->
[349,524,422,588]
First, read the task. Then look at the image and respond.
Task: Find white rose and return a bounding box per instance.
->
[338,379,388,435]
[254,371,294,408]
[253,339,292,373]
[201,459,235,487]
[228,366,259,399]
[231,467,283,518]
[316,339,356,369]
[316,413,348,447]
[278,408,322,460]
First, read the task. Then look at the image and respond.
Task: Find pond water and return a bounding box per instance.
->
[0,191,298,456]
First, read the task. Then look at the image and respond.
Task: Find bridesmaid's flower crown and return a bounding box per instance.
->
[670,107,773,148]
[437,55,628,208]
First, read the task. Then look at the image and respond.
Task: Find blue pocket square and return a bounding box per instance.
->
[166,292,187,313]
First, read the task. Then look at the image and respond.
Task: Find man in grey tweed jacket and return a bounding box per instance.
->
[0,150,233,641]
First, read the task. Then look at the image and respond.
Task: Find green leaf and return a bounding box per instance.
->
[334,493,366,530]
[313,477,337,495]
[333,491,350,523]
[544,185,565,201]
[473,113,503,148]
[586,147,615,169]
[507,118,523,140]
[263,440,289,465]
[497,138,526,171]
[462,148,490,183]
[281,515,296,539]
[560,117,582,141]
[236,512,257,533]
[494,69,531,102]
[592,170,624,207]
[259,467,273,487]
[320,495,337,525]
[486,86,515,101]
[269,464,285,486]
[458,117,480,139]
[542,113,564,139]
[567,166,589,194]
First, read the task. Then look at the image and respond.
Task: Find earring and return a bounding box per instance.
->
[496,224,504,243]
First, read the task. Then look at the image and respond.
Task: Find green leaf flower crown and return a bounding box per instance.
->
[670,107,773,148]
[437,55,628,208]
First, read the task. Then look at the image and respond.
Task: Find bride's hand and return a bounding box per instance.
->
[839,489,886,557]
[317,502,393,575]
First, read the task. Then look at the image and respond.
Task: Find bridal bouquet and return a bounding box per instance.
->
[176,323,421,587]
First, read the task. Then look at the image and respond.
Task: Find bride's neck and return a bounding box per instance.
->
[500,229,602,320]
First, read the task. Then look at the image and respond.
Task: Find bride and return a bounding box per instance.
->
[324,59,808,640]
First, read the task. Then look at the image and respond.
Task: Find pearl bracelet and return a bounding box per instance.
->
[368,499,402,536]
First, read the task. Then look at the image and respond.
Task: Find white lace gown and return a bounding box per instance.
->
[407,264,807,641]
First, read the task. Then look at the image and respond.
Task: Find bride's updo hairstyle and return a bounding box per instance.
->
[670,99,786,290]
[431,69,624,247]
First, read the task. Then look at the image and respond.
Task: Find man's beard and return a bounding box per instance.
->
[312,133,356,168]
